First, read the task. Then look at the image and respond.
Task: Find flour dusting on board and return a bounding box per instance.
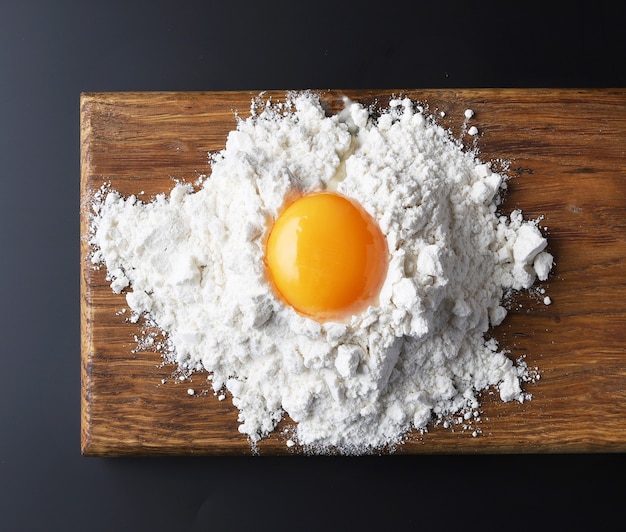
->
[88,91,553,454]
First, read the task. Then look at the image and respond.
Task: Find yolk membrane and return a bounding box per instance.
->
[265,192,388,322]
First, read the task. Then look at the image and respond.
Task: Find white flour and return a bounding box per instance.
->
[89,91,553,454]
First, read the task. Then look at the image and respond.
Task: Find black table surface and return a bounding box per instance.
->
[2,1,625,530]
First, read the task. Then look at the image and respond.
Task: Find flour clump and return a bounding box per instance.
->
[89,91,553,454]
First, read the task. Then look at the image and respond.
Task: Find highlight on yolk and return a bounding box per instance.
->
[265,192,388,322]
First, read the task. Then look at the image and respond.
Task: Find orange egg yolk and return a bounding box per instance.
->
[265,192,388,322]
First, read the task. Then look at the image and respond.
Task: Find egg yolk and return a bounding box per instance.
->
[265,192,388,322]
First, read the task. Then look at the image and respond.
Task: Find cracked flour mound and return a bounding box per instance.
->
[89,92,553,454]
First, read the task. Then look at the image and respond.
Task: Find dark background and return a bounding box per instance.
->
[1,0,625,530]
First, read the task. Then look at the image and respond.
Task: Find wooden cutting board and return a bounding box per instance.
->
[80,89,626,456]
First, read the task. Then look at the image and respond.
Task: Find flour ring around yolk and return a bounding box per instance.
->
[265,191,388,323]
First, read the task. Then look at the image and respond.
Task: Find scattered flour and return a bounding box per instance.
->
[88,91,553,454]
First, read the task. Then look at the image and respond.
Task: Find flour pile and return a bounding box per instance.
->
[89,91,553,454]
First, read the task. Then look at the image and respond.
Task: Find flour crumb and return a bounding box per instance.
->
[534,251,554,281]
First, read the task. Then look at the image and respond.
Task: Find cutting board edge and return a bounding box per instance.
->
[79,436,626,457]
[80,94,94,455]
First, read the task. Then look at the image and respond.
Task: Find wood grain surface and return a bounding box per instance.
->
[80,89,626,456]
